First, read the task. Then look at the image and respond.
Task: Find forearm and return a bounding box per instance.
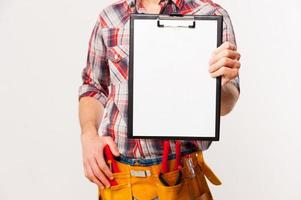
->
[220,81,240,116]
[79,96,104,136]
[79,96,118,188]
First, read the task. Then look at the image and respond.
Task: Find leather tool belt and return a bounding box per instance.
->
[99,140,221,200]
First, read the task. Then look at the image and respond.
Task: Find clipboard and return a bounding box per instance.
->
[128,13,223,141]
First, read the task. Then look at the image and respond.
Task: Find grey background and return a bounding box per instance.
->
[0,0,300,199]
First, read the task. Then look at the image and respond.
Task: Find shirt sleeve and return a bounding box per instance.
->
[215,6,240,93]
[196,7,240,152]
[78,14,110,107]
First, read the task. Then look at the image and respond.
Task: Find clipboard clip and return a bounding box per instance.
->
[157,13,195,28]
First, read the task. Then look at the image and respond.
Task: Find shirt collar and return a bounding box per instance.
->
[127,0,184,12]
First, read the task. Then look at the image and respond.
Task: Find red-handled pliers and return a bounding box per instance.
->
[104,144,120,186]
[159,140,182,186]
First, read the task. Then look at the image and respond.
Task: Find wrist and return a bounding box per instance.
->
[80,130,99,146]
[220,80,239,115]
[81,123,98,137]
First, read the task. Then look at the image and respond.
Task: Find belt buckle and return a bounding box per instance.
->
[130,170,151,177]
[133,160,140,166]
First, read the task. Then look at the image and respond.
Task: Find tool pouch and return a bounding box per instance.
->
[155,150,221,200]
[187,150,222,200]
[155,169,191,200]
[99,151,222,200]
[99,172,133,200]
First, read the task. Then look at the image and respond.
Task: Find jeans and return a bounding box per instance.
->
[115,148,197,166]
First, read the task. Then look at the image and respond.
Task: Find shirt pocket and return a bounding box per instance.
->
[107,44,129,84]
[101,27,130,47]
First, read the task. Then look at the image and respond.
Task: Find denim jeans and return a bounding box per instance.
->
[115,148,197,166]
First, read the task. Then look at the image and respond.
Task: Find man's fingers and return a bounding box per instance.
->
[221,77,231,86]
[89,158,111,188]
[210,66,239,80]
[95,153,114,180]
[209,50,240,66]
[105,137,120,157]
[209,57,240,73]
[212,42,237,56]
[85,163,104,189]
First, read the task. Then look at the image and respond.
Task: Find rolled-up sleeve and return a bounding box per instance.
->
[78,14,110,107]
[216,7,240,93]
[196,7,241,152]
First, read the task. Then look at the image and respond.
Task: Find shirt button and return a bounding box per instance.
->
[114,55,119,60]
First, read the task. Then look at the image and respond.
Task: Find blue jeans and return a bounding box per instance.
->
[115,148,197,166]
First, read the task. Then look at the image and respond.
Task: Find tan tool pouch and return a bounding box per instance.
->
[99,150,221,200]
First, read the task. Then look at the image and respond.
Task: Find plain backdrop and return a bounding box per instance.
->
[0,0,300,199]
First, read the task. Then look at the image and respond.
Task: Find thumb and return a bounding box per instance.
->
[105,137,120,157]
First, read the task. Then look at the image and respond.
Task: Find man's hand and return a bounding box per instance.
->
[81,133,120,189]
[208,41,241,86]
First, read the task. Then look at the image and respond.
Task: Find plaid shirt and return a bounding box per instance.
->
[78,0,240,159]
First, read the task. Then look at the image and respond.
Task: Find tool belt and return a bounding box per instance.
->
[99,140,221,200]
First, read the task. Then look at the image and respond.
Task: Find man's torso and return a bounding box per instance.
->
[96,0,226,159]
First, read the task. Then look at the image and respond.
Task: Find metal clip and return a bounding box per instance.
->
[185,157,196,178]
[157,15,195,28]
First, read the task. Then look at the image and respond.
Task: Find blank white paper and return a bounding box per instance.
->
[132,18,218,138]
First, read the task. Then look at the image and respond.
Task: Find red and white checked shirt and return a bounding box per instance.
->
[78,0,240,159]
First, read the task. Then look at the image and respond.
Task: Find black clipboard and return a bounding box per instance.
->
[128,13,223,140]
